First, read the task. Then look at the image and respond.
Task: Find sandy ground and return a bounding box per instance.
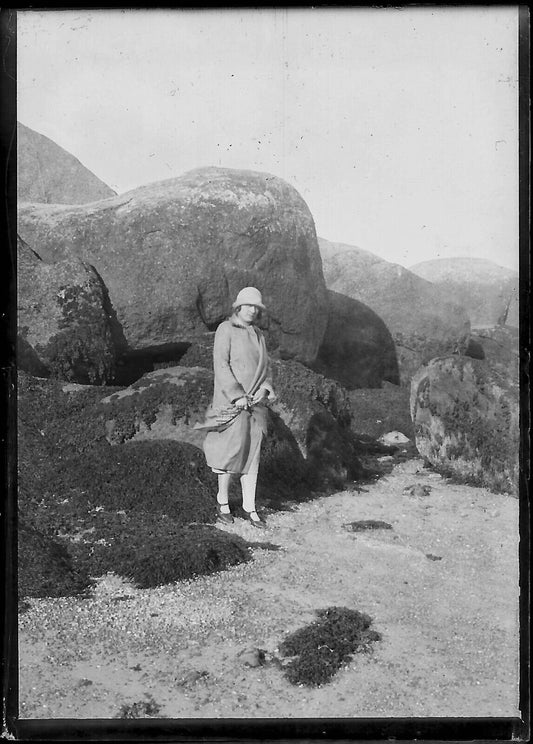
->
[18,457,520,721]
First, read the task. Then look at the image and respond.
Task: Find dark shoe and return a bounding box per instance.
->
[217,504,234,524]
[244,510,267,529]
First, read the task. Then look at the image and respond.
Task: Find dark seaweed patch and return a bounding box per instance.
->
[279,606,381,687]
[343,520,393,532]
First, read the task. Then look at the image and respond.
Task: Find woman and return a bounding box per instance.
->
[197,287,276,528]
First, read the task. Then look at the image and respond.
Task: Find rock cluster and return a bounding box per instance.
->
[18,166,328,367]
[319,238,471,385]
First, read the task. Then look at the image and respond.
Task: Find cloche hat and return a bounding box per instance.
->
[232,286,266,310]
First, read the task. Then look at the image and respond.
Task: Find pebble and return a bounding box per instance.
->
[237,647,265,668]
[403,484,432,497]
[378,431,410,445]
[177,670,209,686]
[74,678,93,688]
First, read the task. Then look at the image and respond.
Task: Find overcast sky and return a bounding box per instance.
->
[17,7,519,271]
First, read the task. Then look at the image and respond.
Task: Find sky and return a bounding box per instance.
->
[16,7,520,271]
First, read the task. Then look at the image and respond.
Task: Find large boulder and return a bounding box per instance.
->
[318,236,367,261]
[17,122,116,204]
[319,240,470,385]
[467,326,519,383]
[18,167,329,366]
[17,235,122,384]
[410,356,519,494]
[409,257,519,329]
[313,290,399,388]
[99,359,364,491]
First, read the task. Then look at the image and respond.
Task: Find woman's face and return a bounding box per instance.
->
[237,304,259,325]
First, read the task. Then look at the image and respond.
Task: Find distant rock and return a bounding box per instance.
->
[318,236,368,261]
[313,290,399,388]
[17,122,115,204]
[409,257,519,329]
[17,234,120,384]
[319,236,383,275]
[320,243,470,384]
[410,356,519,494]
[18,167,328,367]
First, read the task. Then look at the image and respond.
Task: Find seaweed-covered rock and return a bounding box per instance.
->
[16,373,260,596]
[467,326,519,383]
[17,122,116,204]
[410,356,519,493]
[102,363,312,502]
[180,346,356,445]
[67,521,253,590]
[19,490,254,596]
[313,290,399,388]
[17,373,217,525]
[17,235,121,384]
[269,360,365,488]
[18,167,328,365]
[100,366,214,447]
[18,518,90,598]
[270,359,354,442]
[320,242,470,385]
[256,413,310,504]
[100,358,363,491]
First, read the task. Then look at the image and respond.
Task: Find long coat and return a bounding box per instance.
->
[198,318,274,474]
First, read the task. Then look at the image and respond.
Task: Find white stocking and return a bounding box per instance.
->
[217,473,232,513]
[240,472,258,514]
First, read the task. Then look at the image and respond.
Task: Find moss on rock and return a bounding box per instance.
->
[271,359,353,428]
[18,237,118,384]
[410,356,519,493]
[100,368,213,445]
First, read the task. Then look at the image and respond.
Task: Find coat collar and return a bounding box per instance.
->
[231,318,253,329]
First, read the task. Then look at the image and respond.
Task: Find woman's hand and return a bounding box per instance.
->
[252,387,276,405]
[234,396,250,410]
